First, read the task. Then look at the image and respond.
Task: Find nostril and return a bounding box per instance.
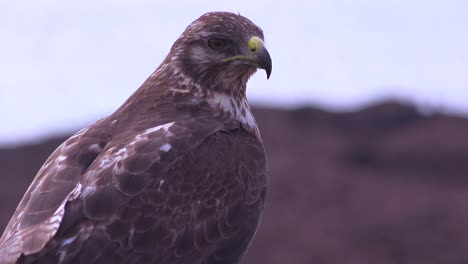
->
[250,48,257,53]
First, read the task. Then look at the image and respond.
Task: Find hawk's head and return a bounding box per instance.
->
[166,12,272,96]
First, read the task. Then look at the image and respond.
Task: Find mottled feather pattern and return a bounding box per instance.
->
[16,120,267,264]
[0,121,112,263]
[0,11,269,264]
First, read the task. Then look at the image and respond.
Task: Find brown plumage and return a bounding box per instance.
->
[0,11,271,264]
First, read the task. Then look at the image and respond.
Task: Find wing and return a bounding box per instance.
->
[17,118,267,264]
[7,117,231,263]
[0,122,112,264]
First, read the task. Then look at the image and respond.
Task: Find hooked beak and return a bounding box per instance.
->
[253,45,272,79]
[223,36,272,79]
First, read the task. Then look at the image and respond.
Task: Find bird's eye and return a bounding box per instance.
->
[208,38,227,50]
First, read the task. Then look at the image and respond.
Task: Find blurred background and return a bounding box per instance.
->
[1,1,468,263]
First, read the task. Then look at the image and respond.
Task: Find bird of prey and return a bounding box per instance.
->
[0,11,271,264]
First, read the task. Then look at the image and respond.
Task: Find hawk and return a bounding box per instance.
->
[0,12,271,264]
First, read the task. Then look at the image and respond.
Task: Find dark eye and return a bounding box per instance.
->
[208,38,227,50]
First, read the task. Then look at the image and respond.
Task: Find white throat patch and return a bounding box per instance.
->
[207,92,258,132]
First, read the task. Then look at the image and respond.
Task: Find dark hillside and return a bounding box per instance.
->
[2,102,468,263]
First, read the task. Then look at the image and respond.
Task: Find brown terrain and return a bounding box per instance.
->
[1,101,468,264]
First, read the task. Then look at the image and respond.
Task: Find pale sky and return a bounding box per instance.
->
[1,0,468,144]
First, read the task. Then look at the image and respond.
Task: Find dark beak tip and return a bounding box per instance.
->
[266,68,272,79]
[259,48,272,80]
[252,45,272,80]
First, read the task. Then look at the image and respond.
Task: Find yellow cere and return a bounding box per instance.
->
[222,36,264,62]
[247,36,263,54]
